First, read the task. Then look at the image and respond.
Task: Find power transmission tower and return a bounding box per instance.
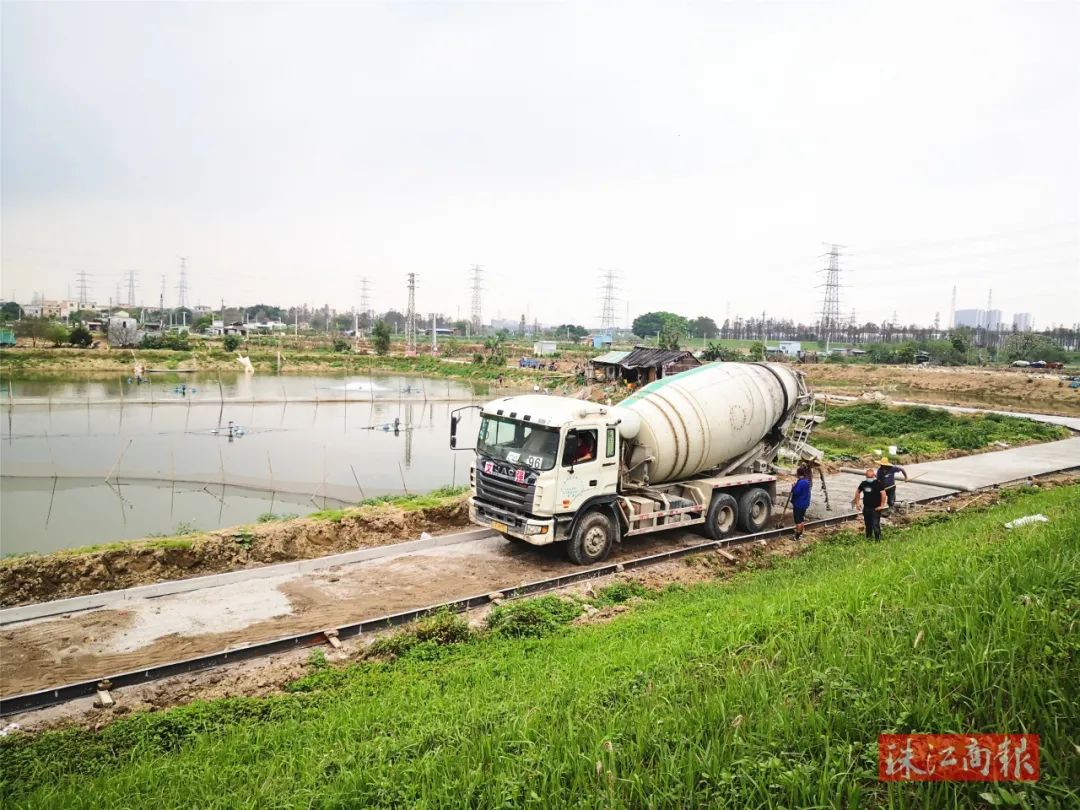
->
[126,270,137,308]
[359,276,372,322]
[75,270,92,308]
[469,265,484,336]
[405,273,417,355]
[598,269,619,334]
[177,257,189,309]
[816,244,844,353]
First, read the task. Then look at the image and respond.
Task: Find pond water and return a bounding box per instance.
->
[0,372,487,554]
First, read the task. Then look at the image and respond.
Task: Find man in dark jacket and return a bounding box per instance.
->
[854,469,887,540]
[790,468,812,540]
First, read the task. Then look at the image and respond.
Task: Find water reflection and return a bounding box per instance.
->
[0,372,486,553]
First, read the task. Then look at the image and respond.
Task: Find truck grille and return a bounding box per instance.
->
[475,458,537,512]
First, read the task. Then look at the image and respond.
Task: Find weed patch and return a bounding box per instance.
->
[486,595,583,638]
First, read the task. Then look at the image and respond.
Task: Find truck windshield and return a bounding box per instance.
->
[477,416,560,471]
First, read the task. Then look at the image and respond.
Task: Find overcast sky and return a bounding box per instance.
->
[2,1,1078,329]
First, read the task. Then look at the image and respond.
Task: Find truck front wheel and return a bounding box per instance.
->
[567,510,615,565]
[738,488,773,533]
[705,493,738,540]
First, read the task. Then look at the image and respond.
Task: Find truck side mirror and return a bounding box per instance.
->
[449,404,480,451]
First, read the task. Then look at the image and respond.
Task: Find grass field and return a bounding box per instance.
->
[814,402,1069,461]
[2,485,1076,808]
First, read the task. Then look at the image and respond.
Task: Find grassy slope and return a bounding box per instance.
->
[814,402,1069,460]
[2,486,1077,808]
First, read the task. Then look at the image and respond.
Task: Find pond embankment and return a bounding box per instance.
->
[0,493,469,607]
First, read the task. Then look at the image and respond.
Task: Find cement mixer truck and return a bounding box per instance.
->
[450,362,821,564]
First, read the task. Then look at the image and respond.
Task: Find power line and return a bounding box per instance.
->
[469,265,484,336]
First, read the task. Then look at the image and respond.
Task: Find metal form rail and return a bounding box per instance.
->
[0,484,1028,717]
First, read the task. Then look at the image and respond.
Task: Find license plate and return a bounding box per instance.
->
[491,520,508,534]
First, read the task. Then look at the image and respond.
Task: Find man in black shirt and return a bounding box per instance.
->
[853,468,887,540]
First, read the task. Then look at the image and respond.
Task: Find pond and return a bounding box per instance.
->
[0,372,487,554]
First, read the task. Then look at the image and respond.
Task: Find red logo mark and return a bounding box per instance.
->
[514,469,526,484]
[879,734,1038,782]
[484,461,494,474]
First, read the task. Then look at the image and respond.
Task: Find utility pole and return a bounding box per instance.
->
[816,244,844,354]
[469,265,484,337]
[949,285,957,330]
[431,313,438,354]
[405,272,417,355]
[160,276,167,323]
[598,268,619,335]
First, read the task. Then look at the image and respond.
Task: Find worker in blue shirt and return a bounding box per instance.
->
[876,456,909,510]
[790,467,813,540]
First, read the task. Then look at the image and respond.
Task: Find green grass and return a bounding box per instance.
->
[307,485,468,521]
[815,402,1070,460]
[2,486,1077,808]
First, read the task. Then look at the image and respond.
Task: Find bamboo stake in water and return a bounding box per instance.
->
[398,461,410,495]
[350,464,366,500]
[105,439,133,483]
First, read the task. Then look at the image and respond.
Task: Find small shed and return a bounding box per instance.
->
[591,334,613,349]
[590,350,631,381]
[533,340,557,357]
[591,346,701,385]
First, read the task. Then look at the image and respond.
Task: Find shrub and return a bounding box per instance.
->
[69,325,93,348]
[223,334,241,352]
[371,321,391,356]
[486,596,582,638]
[333,338,351,353]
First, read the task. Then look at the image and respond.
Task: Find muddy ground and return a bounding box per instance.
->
[802,364,1080,416]
[0,499,469,608]
[10,476,1074,735]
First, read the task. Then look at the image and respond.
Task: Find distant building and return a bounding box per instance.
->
[590,334,613,349]
[533,340,557,356]
[21,299,79,319]
[1013,312,1033,332]
[985,309,1003,330]
[107,312,140,347]
[955,308,984,328]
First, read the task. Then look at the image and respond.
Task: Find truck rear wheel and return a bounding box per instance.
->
[567,510,615,565]
[738,488,772,533]
[704,493,738,540]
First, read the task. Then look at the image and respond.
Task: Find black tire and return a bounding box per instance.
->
[566,509,615,565]
[704,493,739,541]
[738,487,772,533]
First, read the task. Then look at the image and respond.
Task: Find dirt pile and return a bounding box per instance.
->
[0,500,469,608]
[803,364,1080,416]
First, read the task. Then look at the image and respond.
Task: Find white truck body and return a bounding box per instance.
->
[452,362,819,564]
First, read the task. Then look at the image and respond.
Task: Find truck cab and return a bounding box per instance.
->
[463,396,621,557]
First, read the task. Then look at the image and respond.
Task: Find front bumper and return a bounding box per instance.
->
[470,499,556,546]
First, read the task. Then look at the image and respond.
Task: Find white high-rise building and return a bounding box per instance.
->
[1012,312,1033,332]
[954,308,984,328]
[985,309,1004,330]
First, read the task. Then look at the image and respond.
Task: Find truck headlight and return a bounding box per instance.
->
[525,524,549,535]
